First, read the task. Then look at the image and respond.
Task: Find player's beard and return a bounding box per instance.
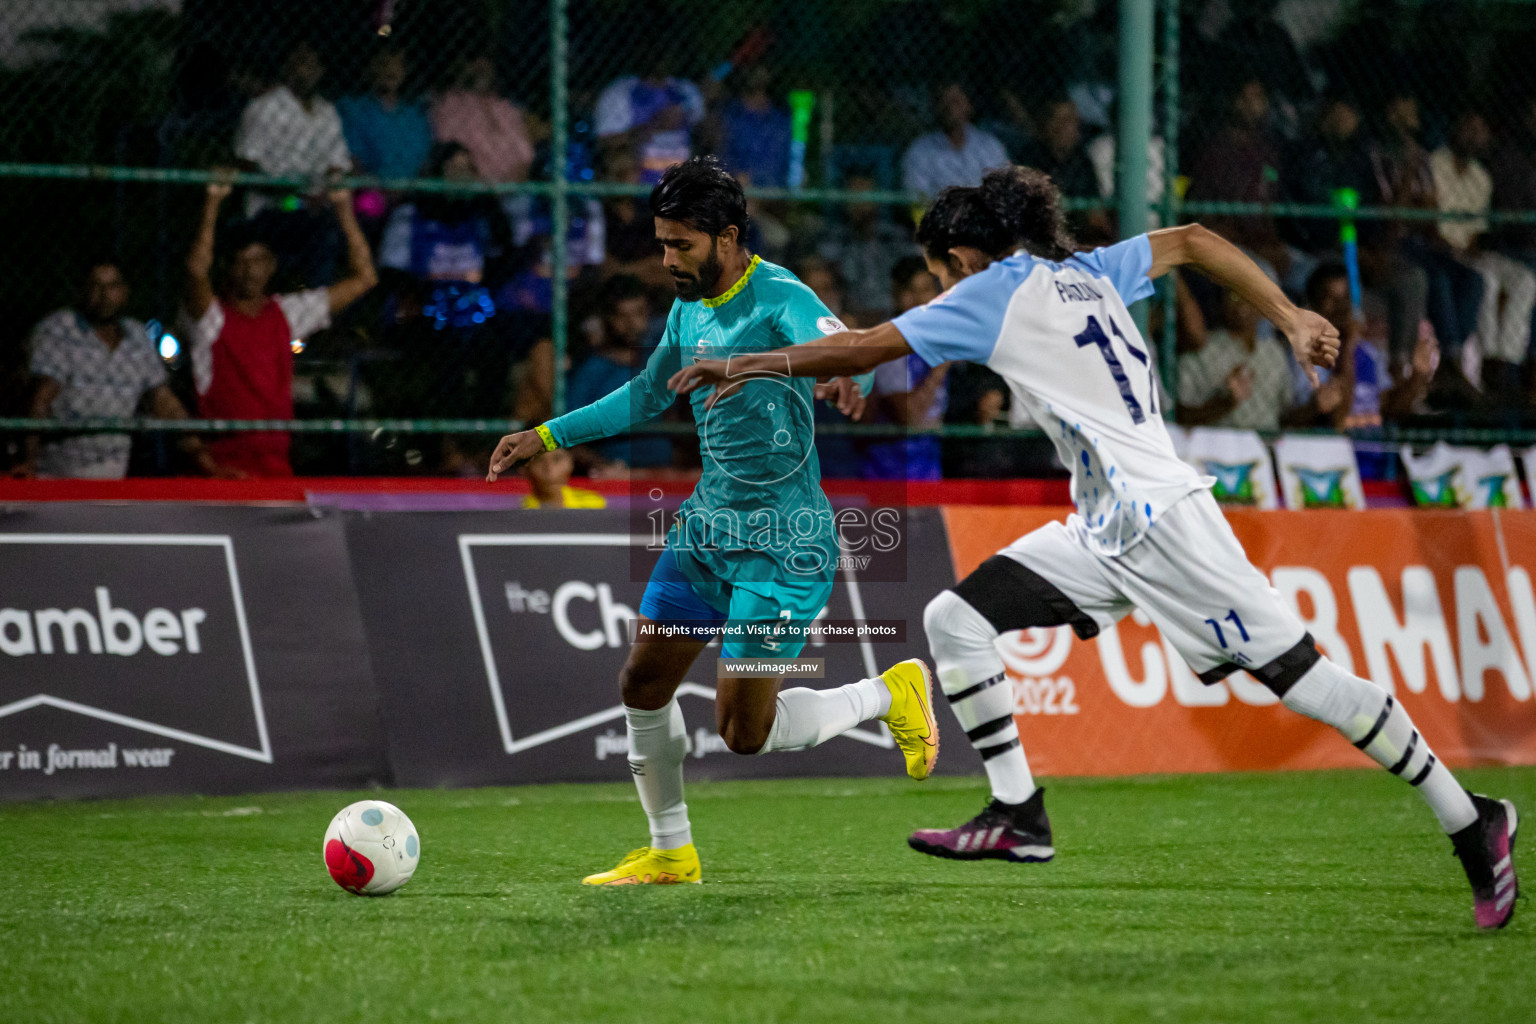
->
[671,239,723,302]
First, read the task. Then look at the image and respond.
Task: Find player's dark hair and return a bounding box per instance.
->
[890,254,932,289]
[1305,260,1350,307]
[599,273,647,314]
[981,167,1075,261]
[649,156,750,242]
[916,165,1075,263]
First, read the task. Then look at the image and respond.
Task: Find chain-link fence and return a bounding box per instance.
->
[2,0,1535,479]
[1173,0,1536,439]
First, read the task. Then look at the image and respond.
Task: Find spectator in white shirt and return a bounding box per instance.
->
[1178,289,1299,432]
[234,41,353,287]
[18,261,231,480]
[1087,131,1166,231]
[1431,110,1536,401]
[901,83,1009,197]
[235,41,350,186]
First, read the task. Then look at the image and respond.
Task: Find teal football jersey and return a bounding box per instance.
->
[547,256,869,587]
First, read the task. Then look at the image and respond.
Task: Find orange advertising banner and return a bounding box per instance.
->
[942,506,1536,777]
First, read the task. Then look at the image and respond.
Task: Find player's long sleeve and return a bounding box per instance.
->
[545,333,682,447]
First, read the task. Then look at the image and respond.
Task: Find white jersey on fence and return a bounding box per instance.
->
[892,235,1210,555]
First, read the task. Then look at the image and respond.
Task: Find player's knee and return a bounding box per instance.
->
[921,590,959,647]
[923,589,994,653]
[1250,633,1322,699]
[618,663,667,709]
[616,663,641,704]
[921,591,950,643]
[718,713,769,755]
[1280,655,1387,735]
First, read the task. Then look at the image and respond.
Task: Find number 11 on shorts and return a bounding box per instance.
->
[1204,609,1250,649]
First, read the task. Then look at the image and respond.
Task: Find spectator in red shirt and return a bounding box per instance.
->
[183,177,377,476]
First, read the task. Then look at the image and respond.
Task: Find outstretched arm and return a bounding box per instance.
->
[669,321,912,406]
[488,331,683,481]
[1147,224,1340,385]
[324,189,379,314]
[186,177,231,320]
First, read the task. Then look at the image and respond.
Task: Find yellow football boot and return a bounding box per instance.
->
[880,658,939,780]
[581,844,702,885]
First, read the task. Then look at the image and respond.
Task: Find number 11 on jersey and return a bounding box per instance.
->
[1073,314,1156,424]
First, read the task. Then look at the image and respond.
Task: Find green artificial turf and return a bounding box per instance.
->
[2,769,1532,1023]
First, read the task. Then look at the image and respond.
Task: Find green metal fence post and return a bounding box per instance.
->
[549,0,570,418]
[1118,0,1155,338]
[1159,0,1180,400]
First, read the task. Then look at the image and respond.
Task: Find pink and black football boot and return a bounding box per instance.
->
[1450,792,1520,930]
[908,788,1054,863]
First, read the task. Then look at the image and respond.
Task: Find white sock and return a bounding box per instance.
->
[757,678,890,753]
[1282,658,1477,833]
[923,590,1036,804]
[625,700,691,849]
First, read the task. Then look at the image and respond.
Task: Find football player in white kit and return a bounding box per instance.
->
[670,166,1520,930]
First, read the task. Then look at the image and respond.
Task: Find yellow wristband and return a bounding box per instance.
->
[535,424,559,452]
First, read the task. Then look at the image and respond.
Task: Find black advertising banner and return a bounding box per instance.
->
[0,504,388,801]
[345,508,970,787]
[0,502,974,801]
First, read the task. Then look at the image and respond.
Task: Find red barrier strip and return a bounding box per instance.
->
[0,476,1406,507]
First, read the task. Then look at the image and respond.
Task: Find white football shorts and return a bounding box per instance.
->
[996,489,1307,679]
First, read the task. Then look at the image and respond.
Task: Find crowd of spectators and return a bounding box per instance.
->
[12,3,1536,482]
[1178,79,1536,431]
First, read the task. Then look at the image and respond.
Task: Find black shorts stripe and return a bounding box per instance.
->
[1389,731,1420,777]
[1198,663,1240,686]
[1409,754,1437,787]
[965,715,1015,743]
[978,736,1021,761]
[948,671,1006,704]
[951,555,1100,640]
[1200,634,1323,692]
[1354,695,1395,751]
[1252,633,1323,697]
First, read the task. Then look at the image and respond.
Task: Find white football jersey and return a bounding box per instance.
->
[892,235,1209,555]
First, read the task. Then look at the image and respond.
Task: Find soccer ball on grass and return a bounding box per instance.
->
[323,800,420,895]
